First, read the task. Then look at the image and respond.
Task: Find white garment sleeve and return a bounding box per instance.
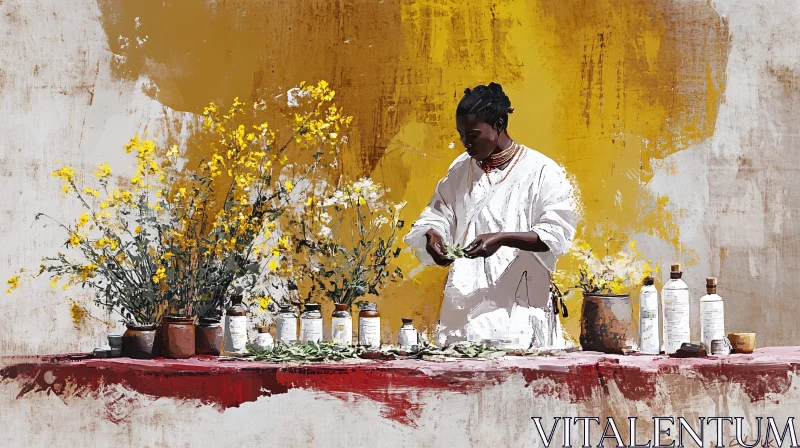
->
[403,172,457,266]
[530,161,580,272]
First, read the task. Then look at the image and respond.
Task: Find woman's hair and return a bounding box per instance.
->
[456,82,514,131]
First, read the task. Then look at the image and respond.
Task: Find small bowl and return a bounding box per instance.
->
[728,333,756,354]
[107,334,124,347]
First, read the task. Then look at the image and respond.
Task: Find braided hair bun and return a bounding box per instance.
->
[457,82,514,131]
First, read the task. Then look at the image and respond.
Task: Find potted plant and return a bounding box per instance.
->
[555,238,656,354]
[6,80,351,359]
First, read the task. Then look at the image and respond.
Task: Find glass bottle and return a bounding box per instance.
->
[275,304,298,346]
[331,303,352,345]
[397,318,419,349]
[223,294,248,354]
[639,276,660,354]
[358,302,381,349]
[252,325,274,351]
[661,264,690,355]
[300,302,323,344]
[700,277,725,351]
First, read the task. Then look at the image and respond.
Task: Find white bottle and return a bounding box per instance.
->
[397,318,419,349]
[300,303,323,344]
[224,294,248,354]
[358,302,381,349]
[331,304,353,345]
[639,276,660,355]
[700,277,725,351]
[661,264,691,354]
[275,305,298,345]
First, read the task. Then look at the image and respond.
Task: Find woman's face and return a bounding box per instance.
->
[456,114,500,162]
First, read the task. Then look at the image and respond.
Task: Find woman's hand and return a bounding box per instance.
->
[425,230,453,266]
[464,232,506,259]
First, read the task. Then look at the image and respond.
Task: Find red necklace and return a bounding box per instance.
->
[477,142,519,173]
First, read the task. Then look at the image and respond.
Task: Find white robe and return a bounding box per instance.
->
[404,145,579,349]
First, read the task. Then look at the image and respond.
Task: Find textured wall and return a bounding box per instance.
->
[0,0,796,354]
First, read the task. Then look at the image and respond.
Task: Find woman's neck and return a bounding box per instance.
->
[484,134,516,171]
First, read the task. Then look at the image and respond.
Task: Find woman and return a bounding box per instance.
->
[404,83,580,349]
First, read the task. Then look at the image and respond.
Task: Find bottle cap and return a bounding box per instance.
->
[706,277,717,286]
[279,304,295,312]
[670,264,681,273]
[304,302,321,311]
[401,318,413,324]
[361,302,377,311]
[643,276,654,286]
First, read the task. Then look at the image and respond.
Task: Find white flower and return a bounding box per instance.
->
[352,178,374,191]
[374,216,389,227]
[319,212,332,224]
[319,226,332,238]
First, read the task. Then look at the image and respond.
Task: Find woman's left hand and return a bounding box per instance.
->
[464,232,506,258]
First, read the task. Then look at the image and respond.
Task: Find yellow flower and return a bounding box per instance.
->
[67,233,81,247]
[83,188,100,197]
[5,275,20,294]
[268,259,278,271]
[152,266,166,283]
[94,162,112,179]
[162,252,175,261]
[358,196,366,205]
[258,296,272,312]
[51,166,75,182]
[135,225,142,234]
[79,264,99,281]
[284,181,294,193]
[49,276,60,289]
[77,212,90,227]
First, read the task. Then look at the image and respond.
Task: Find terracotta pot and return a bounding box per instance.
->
[580,293,634,354]
[162,316,196,359]
[122,325,158,359]
[728,332,756,354]
[196,317,224,356]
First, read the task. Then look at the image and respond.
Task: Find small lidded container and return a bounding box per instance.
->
[300,302,323,344]
[358,302,381,350]
[275,304,298,346]
[397,318,419,350]
[252,325,274,351]
[331,303,353,345]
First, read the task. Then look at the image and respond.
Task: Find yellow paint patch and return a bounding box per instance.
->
[97,0,729,341]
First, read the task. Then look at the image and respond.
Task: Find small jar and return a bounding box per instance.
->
[253,326,274,351]
[275,304,298,346]
[331,303,352,345]
[358,302,381,349]
[397,318,418,349]
[224,295,248,354]
[300,303,323,344]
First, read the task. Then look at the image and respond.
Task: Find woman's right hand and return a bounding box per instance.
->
[425,230,453,267]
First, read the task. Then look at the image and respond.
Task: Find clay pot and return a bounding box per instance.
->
[162,316,196,359]
[580,293,634,354]
[122,325,158,359]
[728,332,756,354]
[196,317,224,356]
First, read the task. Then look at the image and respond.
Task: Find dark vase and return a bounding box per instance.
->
[122,325,158,359]
[196,317,224,355]
[580,293,634,354]
[162,315,196,359]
